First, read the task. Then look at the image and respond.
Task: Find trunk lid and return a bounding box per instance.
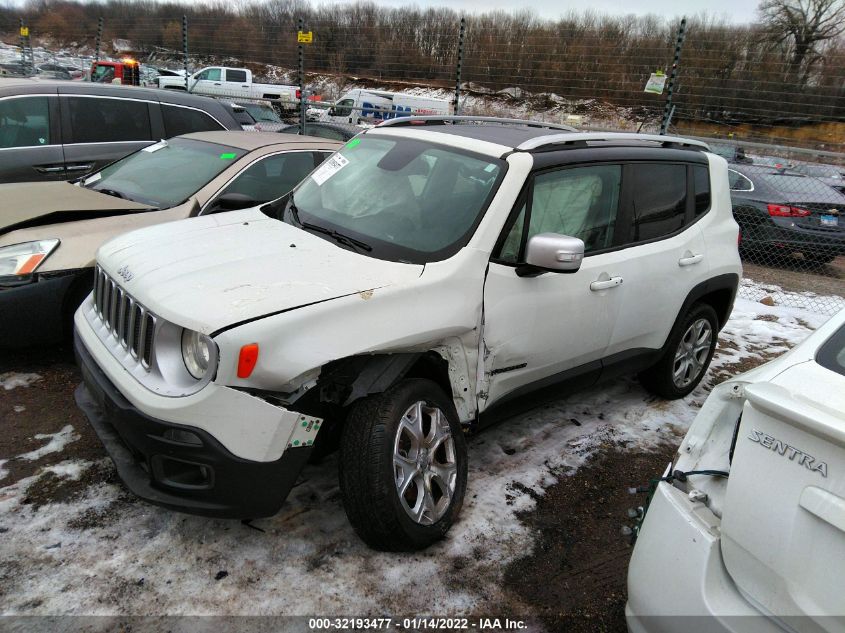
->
[720,360,845,628]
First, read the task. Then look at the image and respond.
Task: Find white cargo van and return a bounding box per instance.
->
[323,89,450,124]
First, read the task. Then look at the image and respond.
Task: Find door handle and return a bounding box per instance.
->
[590,276,623,291]
[678,253,704,267]
[65,164,94,172]
[214,82,221,86]
[34,165,65,174]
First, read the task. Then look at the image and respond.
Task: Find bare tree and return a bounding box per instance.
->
[758,0,845,84]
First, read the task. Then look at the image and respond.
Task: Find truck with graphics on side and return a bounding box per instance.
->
[322,89,450,125]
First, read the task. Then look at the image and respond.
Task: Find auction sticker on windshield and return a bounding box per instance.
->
[311,154,349,186]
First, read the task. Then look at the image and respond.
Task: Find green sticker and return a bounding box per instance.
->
[346,138,361,148]
[220,152,237,160]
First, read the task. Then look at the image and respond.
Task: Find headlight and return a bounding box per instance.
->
[0,239,60,277]
[181,328,214,380]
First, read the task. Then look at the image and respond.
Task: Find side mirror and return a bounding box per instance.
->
[206,192,256,214]
[518,233,585,277]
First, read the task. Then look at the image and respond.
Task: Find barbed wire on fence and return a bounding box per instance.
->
[1,5,843,316]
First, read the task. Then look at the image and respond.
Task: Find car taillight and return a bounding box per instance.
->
[295,89,301,99]
[767,204,811,218]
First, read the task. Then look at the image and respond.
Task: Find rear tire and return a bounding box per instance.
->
[339,379,467,551]
[640,303,718,399]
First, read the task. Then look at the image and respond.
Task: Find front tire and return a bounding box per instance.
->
[339,379,468,551]
[640,303,718,399]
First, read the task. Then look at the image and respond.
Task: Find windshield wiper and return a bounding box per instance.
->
[96,188,126,200]
[285,197,372,253]
[301,221,373,252]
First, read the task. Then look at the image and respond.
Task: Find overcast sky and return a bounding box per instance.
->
[315,0,761,24]
[2,0,761,24]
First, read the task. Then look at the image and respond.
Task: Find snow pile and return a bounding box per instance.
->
[0,372,42,391]
[0,284,830,616]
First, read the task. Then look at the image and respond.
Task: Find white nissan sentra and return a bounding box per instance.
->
[73,117,742,551]
[627,308,845,633]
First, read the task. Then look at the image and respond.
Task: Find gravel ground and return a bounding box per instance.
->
[742,255,844,298]
[0,294,830,629]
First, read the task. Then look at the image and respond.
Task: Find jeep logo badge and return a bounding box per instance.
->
[117,265,134,282]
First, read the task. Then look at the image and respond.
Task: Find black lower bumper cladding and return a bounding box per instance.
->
[74,333,312,519]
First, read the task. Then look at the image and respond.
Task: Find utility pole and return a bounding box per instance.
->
[454,17,466,115]
[660,17,686,135]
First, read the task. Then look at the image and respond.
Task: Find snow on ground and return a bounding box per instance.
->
[0,283,837,616]
[16,426,80,462]
[0,373,42,391]
[738,277,845,317]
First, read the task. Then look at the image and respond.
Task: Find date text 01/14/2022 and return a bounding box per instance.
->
[308,617,528,630]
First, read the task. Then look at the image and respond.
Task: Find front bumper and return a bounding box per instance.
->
[74,332,313,518]
[626,482,783,633]
[0,268,90,348]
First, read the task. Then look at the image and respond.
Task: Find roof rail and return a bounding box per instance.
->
[376,115,577,132]
[517,132,710,152]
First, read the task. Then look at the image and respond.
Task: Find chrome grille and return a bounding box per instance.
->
[92,266,156,368]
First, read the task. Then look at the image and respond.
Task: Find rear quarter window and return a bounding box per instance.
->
[162,104,224,137]
[693,164,711,216]
[816,325,845,377]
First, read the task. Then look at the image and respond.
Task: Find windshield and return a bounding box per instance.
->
[286,135,505,263]
[91,64,115,83]
[83,138,244,208]
[243,104,282,123]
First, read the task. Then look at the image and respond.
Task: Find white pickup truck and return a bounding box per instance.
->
[156,67,299,109]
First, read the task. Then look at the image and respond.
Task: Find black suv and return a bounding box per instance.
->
[0,78,242,183]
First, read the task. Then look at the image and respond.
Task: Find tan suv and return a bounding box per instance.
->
[0,130,342,347]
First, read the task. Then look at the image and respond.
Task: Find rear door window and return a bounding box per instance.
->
[0,96,52,148]
[629,163,687,241]
[161,104,224,137]
[66,97,151,144]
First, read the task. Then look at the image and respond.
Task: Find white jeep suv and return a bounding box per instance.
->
[73,117,741,550]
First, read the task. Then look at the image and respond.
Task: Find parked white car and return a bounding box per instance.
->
[73,118,741,551]
[627,308,845,633]
[157,66,299,109]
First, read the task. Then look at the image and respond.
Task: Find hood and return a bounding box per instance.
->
[97,207,424,334]
[1,182,152,234]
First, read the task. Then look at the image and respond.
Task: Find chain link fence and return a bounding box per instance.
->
[1,4,843,315]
